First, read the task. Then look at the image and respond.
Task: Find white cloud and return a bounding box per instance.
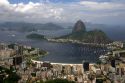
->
[79,1,125,10]
[0,0,125,24]
[14,2,35,13]
[0,0,9,5]
[0,0,64,22]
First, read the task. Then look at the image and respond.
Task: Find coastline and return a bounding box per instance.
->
[31,51,49,60]
[31,59,96,66]
[31,59,82,66]
[47,38,109,47]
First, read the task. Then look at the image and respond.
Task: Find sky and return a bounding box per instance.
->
[0,0,125,25]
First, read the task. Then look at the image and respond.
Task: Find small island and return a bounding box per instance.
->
[26,33,46,40]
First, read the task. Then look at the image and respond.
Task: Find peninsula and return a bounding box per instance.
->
[56,20,112,44]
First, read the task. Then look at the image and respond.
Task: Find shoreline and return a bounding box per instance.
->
[31,59,95,66]
[31,51,49,60]
[47,38,109,47]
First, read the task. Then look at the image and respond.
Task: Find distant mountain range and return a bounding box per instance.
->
[0,21,125,41]
[0,22,63,32]
[0,21,124,32]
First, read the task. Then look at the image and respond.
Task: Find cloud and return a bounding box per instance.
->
[0,0,9,5]
[0,0,64,22]
[79,1,125,10]
[0,0,125,25]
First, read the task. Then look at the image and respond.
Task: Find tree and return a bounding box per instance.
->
[0,66,21,83]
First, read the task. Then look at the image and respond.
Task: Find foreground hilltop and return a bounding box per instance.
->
[58,20,111,44]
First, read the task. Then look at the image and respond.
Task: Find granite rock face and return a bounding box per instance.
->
[72,20,86,33]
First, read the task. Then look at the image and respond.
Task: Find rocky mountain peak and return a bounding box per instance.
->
[72,20,86,33]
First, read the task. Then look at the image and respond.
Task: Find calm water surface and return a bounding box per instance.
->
[0,31,108,63]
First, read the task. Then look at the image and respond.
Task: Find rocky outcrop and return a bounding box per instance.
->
[72,20,86,33]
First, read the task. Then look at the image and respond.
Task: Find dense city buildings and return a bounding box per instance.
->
[0,42,125,83]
